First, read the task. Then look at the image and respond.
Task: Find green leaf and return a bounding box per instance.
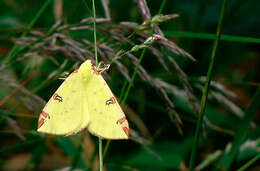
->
[164,31,260,44]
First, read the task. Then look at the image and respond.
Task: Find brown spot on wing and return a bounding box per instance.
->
[123,126,129,136]
[117,117,126,124]
[106,97,117,105]
[116,116,130,137]
[53,93,63,102]
[41,111,50,119]
[73,68,79,73]
[38,118,44,129]
[37,111,50,129]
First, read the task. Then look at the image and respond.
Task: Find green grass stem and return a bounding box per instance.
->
[121,0,167,106]
[188,0,228,170]
[103,0,167,161]
[237,153,260,171]
[99,138,103,171]
[92,0,98,66]
[91,0,103,170]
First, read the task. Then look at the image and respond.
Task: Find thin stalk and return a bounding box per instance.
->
[99,138,103,171]
[103,0,167,161]
[237,153,260,171]
[82,0,93,15]
[164,31,260,44]
[92,0,98,65]
[121,48,146,105]
[188,0,228,170]
[119,80,128,101]
[91,0,102,170]
[103,138,111,160]
[158,0,167,14]
[3,0,52,64]
[121,0,167,106]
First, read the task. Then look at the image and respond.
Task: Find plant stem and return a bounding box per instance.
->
[103,138,111,160]
[237,153,260,171]
[188,0,227,170]
[103,0,168,161]
[91,0,102,170]
[92,0,98,65]
[121,48,147,105]
[121,0,167,106]
[99,138,103,171]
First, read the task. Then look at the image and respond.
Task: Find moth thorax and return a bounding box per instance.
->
[97,61,110,73]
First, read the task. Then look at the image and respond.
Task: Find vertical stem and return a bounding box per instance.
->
[188,0,227,170]
[92,0,98,65]
[103,0,167,161]
[91,0,102,170]
[99,138,103,171]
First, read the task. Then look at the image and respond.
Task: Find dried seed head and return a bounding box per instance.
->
[144,34,162,45]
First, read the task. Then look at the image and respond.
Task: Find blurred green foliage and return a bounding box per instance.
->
[0,0,259,170]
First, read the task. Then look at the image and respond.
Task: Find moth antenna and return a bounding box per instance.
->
[96,61,110,73]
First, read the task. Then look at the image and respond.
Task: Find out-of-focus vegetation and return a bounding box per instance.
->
[0,0,259,170]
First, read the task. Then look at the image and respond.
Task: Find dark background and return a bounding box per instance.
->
[0,0,259,170]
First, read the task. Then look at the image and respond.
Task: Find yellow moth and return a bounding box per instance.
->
[37,60,129,139]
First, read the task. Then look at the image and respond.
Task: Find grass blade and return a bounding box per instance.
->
[164,31,260,44]
[237,153,260,171]
[188,0,228,170]
[216,88,260,170]
[90,0,103,170]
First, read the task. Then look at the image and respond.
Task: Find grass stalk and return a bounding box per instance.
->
[121,48,147,105]
[99,138,103,171]
[103,0,167,161]
[188,0,228,170]
[121,0,167,106]
[92,0,98,65]
[216,88,260,170]
[237,153,260,171]
[91,0,103,170]
[164,31,260,44]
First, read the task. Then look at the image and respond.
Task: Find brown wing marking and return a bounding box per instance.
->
[38,111,50,129]
[38,118,45,129]
[116,116,129,136]
[123,126,130,137]
[53,93,63,102]
[117,116,126,124]
[73,68,79,73]
[106,97,117,105]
